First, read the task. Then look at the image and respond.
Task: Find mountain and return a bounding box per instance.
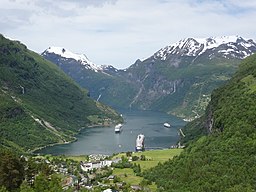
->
[42,47,139,108]
[143,53,256,191]
[0,35,122,152]
[125,35,256,117]
[153,35,255,62]
[43,46,101,72]
[42,36,256,119]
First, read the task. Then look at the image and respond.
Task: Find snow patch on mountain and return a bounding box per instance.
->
[100,65,119,72]
[152,35,256,61]
[43,47,100,72]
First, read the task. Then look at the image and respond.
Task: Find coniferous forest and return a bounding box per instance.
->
[143,54,256,191]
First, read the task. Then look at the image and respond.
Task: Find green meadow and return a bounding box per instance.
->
[112,148,183,190]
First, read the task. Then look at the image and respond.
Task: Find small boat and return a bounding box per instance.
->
[164,122,171,128]
[114,124,122,133]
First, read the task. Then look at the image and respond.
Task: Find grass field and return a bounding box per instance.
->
[112,148,183,190]
[113,148,183,171]
[113,168,143,185]
[113,168,158,191]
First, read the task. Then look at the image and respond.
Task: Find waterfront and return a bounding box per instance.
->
[38,110,186,155]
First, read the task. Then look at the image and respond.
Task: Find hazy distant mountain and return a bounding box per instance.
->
[42,36,256,119]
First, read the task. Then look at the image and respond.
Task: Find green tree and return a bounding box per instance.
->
[0,149,24,191]
[140,154,146,161]
[33,173,48,192]
[20,181,35,192]
[33,173,62,192]
[126,151,132,157]
[0,186,8,192]
[24,157,38,185]
[47,174,63,192]
[132,156,139,161]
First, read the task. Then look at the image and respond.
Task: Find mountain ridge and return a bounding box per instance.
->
[42,46,119,73]
[43,35,256,71]
[152,35,255,59]
[42,35,256,119]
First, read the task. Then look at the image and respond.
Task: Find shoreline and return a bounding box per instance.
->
[31,137,77,154]
[29,111,183,156]
[31,123,116,155]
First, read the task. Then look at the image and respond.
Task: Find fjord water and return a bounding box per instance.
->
[39,110,186,155]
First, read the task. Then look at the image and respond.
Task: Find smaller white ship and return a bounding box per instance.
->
[114,124,122,133]
[135,134,145,151]
[164,122,171,128]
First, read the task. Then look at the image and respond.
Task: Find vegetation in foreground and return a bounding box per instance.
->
[143,54,256,191]
[0,148,182,191]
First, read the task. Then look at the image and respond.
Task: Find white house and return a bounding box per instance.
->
[81,159,120,172]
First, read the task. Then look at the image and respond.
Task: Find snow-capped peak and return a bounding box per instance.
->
[43,46,100,72]
[196,35,240,47]
[192,35,243,55]
[153,35,256,61]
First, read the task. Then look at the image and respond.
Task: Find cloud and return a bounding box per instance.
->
[1,0,256,69]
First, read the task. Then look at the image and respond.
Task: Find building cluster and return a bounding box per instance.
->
[80,157,121,172]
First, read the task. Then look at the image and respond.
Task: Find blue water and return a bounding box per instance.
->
[38,110,186,155]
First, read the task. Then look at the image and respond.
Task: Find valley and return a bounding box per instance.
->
[1,34,256,191]
[42,35,256,120]
[2,0,256,191]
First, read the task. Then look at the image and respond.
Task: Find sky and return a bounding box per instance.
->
[1,0,256,69]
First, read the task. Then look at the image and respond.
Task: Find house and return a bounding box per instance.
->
[81,159,121,172]
[81,162,93,172]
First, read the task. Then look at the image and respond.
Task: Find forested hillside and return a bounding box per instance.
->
[0,35,122,152]
[144,53,256,191]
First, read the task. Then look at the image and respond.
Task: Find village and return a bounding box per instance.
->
[21,133,183,191]
[32,152,147,191]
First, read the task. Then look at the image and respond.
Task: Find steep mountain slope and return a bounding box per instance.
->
[42,47,139,108]
[144,53,256,191]
[42,36,256,119]
[125,35,256,118]
[0,35,122,152]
